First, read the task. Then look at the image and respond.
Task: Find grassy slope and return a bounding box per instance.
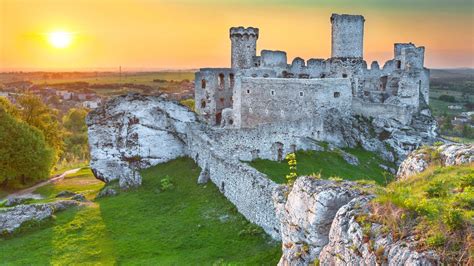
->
[373,164,473,263]
[249,147,394,185]
[0,158,280,265]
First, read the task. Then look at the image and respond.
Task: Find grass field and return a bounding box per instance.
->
[0,158,281,265]
[249,147,395,185]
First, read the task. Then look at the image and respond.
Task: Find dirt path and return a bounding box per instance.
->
[5,168,81,200]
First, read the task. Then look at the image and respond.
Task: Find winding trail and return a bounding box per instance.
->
[4,168,81,200]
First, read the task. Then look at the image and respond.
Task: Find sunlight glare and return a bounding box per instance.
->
[48,31,73,49]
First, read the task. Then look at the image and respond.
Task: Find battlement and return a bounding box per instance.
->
[330,14,365,23]
[195,14,429,129]
[230,27,259,38]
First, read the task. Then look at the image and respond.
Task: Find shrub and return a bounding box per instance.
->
[160,176,174,191]
[285,153,297,184]
[426,233,446,247]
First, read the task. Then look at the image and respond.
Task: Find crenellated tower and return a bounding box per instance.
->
[230,27,259,69]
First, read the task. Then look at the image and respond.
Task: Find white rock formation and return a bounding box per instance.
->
[86,94,197,188]
[397,144,473,180]
[274,177,363,265]
[0,200,80,234]
[275,172,442,264]
[319,196,439,265]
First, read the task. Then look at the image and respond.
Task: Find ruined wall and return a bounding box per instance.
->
[195,68,235,125]
[186,125,281,239]
[233,77,352,128]
[352,98,412,125]
[331,14,365,58]
[261,50,287,68]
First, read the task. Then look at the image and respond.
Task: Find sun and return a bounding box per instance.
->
[48,31,73,49]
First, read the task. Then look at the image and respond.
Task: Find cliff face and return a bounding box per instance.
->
[397,144,473,180]
[86,94,197,188]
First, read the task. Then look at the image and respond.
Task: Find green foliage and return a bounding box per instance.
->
[374,164,473,263]
[426,233,446,248]
[16,94,64,162]
[62,108,89,162]
[0,158,280,264]
[180,98,195,111]
[285,153,297,184]
[0,109,54,188]
[249,147,394,185]
[159,175,174,191]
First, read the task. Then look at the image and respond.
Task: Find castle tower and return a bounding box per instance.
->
[331,14,365,59]
[230,26,259,69]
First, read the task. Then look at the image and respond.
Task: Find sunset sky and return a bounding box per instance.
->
[1,0,473,71]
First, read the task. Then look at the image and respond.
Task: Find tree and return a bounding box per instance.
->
[62,108,90,161]
[16,94,64,162]
[0,109,54,188]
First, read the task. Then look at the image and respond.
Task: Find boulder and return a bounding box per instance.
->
[0,200,80,235]
[71,194,87,202]
[95,187,118,199]
[56,190,77,198]
[397,144,473,180]
[86,94,197,189]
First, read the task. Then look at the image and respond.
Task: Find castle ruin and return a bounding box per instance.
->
[88,13,438,240]
[195,14,429,128]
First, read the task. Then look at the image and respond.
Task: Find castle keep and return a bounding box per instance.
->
[195,14,430,128]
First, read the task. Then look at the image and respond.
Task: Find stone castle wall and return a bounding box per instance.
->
[186,125,281,239]
[233,77,352,128]
[352,98,412,125]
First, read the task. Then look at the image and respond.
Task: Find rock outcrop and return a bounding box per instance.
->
[0,200,80,235]
[86,94,197,188]
[274,177,364,265]
[319,197,439,265]
[275,175,440,265]
[397,144,473,180]
[323,107,438,165]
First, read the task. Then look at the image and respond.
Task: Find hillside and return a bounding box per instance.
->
[0,158,280,264]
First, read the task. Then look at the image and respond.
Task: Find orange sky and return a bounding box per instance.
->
[1,0,473,70]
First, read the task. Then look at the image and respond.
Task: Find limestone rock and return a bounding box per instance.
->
[86,94,197,189]
[4,197,31,207]
[397,144,474,180]
[197,166,210,184]
[95,187,118,199]
[56,190,77,198]
[71,194,87,202]
[319,196,440,265]
[274,177,363,265]
[0,200,80,234]
[340,150,359,166]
